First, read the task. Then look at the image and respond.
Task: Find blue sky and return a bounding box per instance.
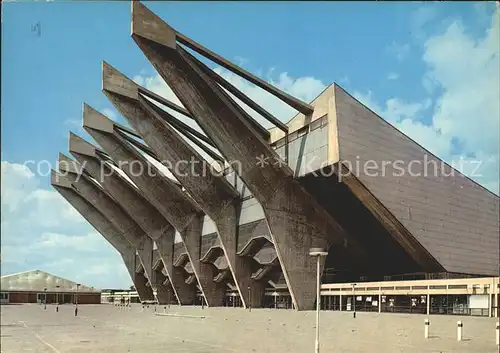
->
[1,1,499,288]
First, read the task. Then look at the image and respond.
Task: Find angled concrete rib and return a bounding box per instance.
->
[101,62,265,309]
[50,170,154,302]
[81,107,226,307]
[67,132,195,305]
[130,2,363,310]
[57,152,156,293]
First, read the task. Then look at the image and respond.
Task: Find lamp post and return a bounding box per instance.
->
[309,247,328,353]
[352,283,357,318]
[75,284,80,316]
[44,288,47,310]
[55,285,60,312]
[248,286,251,312]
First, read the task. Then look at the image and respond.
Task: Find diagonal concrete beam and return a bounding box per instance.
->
[102,63,266,308]
[57,153,156,290]
[50,170,154,302]
[130,4,363,310]
[82,104,227,307]
[67,133,195,305]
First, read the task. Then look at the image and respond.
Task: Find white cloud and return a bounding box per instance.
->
[356,8,499,194]
[1,161,39,212]
[423,14,499,157]
[0,161,131,288]
[387,72,400,80]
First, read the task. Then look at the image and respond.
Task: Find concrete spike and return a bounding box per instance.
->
[57,152,83,175]
[50,168,73,189]
[82,103,114,133]
[69,132,96,157]
[102,61,140,100]
[131,0,176,49]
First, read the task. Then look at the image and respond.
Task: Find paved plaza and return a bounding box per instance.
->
[1,304,498,353]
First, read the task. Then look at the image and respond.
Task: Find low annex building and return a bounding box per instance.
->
[0,270,101,305]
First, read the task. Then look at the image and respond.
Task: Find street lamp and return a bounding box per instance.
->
[44,288,47,310]
[55,285,60,312]
[352,283,357,318]
[247,286,251,312]
[75,284,80,316]
[309,247,328,353]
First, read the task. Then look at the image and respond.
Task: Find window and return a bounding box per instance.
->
[310,114,328,131]
[310,118,323,131]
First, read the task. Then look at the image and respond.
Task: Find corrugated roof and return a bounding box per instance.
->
[0,270,100,293]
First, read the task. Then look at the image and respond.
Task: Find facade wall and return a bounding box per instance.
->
[333,85,500,276]
[274,115,329,177]
[1,292,100,304]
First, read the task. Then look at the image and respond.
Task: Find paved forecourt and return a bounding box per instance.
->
[0,304,498,353]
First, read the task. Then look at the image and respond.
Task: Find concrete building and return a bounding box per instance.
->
[0,270,101,305]
[52,1,499,315]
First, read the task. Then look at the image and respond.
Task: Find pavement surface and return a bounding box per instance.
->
[0,303,498,352]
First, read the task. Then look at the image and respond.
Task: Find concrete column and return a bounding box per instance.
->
[51,170,154,302]
[82,108,226,307]
[129,2,359,310]
[57,154,155,287]
[426,293,430,315]
[101,65,264,309]
[378,292,381,313]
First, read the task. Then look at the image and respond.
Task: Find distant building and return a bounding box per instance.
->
[0,270,101,304]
